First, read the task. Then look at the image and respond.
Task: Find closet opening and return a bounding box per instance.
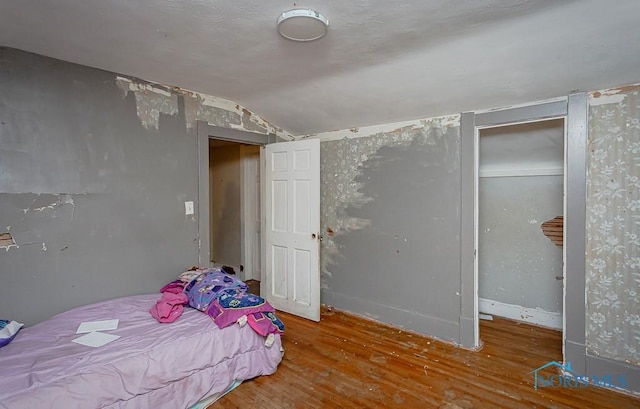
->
[477,118,565,355]
[209,139,261,293]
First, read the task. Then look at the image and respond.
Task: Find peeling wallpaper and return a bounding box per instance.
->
[115,76,290,138]
[586,85,640,364]
[0,193,75,253]
[320,116,460,288]
[0,47,285,326]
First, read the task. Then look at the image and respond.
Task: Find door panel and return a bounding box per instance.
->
[263,138,320,321]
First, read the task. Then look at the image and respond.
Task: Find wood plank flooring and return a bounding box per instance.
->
[214,308,640,408]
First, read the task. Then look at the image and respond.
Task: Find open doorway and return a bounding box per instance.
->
[209,139,261,292]
[477,119,565,343]
[197,122,322,321]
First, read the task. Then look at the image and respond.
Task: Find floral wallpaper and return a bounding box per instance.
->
[586,85,640,364]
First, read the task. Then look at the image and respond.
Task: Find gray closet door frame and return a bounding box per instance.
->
[462,93,640,393]
[459,97,576,352]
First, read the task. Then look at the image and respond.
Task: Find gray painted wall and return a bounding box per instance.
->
[0,48,279,326]
[478,175,563,312]
[209,144,241,267]
[320,116,464,343]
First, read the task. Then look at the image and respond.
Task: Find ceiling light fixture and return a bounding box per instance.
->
[277,9,329,42]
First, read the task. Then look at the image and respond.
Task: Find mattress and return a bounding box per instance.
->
[0,294,283,409]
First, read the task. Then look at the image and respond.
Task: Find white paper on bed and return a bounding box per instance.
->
[72,331,120,347]
[76,319,119,333]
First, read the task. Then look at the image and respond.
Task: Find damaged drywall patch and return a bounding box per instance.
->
[182,91,291,139]
[23,194,74,214]
[115,76,292,139]
[590,89,626,106]
[241,108,270,134]
[3,193,77,250]
[312,114,460,142]
[59,194,74,206]
[115,76,178,130]
[31,193,60,212]
[541,216,563,247]
[116,74,258,138]
[0,232,16,250]
[589,84,640,107]
[182,92,242,130]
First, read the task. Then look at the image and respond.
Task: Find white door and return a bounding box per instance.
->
[263,138,320,321]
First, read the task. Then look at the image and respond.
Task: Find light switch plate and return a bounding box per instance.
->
[184,201,194,215]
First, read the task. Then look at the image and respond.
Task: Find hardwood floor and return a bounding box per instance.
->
[244,279,261,297]
[214,308,639,408]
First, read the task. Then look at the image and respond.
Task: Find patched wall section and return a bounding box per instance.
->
[319,116,463,342]
[586,85,640,364]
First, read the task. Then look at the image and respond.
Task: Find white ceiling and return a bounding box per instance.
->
[1,1,639,136]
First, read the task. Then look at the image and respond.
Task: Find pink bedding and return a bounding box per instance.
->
[0,294,283,409]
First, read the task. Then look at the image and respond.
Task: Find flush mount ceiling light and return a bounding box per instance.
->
[277,9,329,42]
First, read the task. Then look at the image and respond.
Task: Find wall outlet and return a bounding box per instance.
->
[184,201,194,215]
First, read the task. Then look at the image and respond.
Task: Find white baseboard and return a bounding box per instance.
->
[479,298,562,330]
